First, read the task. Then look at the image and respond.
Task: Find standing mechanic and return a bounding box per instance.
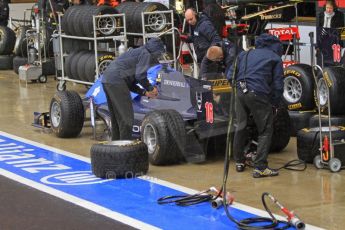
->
[101,38,165,140]
[183,8,222,63]
[0,0,9,27]
[227,33,284,178]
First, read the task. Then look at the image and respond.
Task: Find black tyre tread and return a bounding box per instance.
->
[64,52,78,79]
[116,2,140,32]
[161,109,186,160]
[62,38,90,54]
[85,54,97,82]
[133,2,169,33]
[141,110,177,165]
[80,5,98,37]
[61,6,75,34]
[67,6,85,35]
[297,126,345,163]
[82,5,118,37]
[0,55,13,70]
[289,110,316,137]
[270,108,291,152]
[309,114,345,127]
[70,50,89,80]
[283,64,315,111]
[13,56,27,74]
[0,26,16,55]
[73,5,88,37]
[90,141,149,178]
[77,51,93,82]
[50,91,85,138]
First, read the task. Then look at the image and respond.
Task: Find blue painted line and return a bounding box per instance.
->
[0,133,297,229]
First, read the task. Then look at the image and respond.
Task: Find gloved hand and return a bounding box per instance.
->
[145,86,158,99]
[180,34,190,42]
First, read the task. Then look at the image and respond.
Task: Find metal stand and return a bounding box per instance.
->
[126,10,176,67]
[312,65,343,172]
[56,13,127,90]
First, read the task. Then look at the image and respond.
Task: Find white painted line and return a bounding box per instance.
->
[0,169,160,230]
[0,131,91,163]
[0,131,324,230]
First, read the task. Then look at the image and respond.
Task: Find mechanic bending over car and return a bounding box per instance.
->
[101,38,165,140]
[199,39,239,116]
[200,39,239,80]
[182,8,222,63]
[227,33,284,178]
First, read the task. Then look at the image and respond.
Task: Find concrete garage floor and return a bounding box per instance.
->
[0,70,344,230]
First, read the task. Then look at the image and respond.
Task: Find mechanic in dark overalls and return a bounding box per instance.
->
[101,38,165,140]
[200,39,238,80]
[199,40,239,115]
[183,8,222,63]
[227,33,284,178]
[0,0,9,27]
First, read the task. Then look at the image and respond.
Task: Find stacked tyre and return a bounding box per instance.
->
[0,26,15,70]
[64,50,114,82]
[290,65,345,169]
[61,5,120,37]
[283,64,317,136]
[115,2,169,33]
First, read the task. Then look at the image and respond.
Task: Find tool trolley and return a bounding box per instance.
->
[312,65,345,172]
[18,6,50,84]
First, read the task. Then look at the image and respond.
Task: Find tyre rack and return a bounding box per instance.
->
[56,13,127,90]
[126,10,176,68]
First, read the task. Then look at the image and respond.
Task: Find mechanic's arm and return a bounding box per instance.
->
[134,53,155,92]
[270,60,284,107]
[129,84,145,96]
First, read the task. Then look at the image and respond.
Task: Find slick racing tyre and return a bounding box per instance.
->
[50,91,85,138]
[0,26,15,55]
[91,140,149,179]
[141,110,185,165]
[116,2,169,33]
[289,110,316,137]
[314,66,345,115]
[270,107,291,152]
[309,114,345,127]
[297,126,345,163]
[283,64,315,111]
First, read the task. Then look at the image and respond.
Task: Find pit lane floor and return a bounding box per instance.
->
[0,71,343,229]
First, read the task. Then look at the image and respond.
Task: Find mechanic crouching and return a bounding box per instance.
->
[227,33,284,178]
[101,38,165,140]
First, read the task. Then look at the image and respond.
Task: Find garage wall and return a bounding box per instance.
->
[9,3,34,21]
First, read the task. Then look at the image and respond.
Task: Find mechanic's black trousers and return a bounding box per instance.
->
[233,90,273,169]
[103,82,133,140]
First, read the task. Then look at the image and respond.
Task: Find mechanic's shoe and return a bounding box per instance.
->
[253,167,279,178]
[235,163,246,172]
